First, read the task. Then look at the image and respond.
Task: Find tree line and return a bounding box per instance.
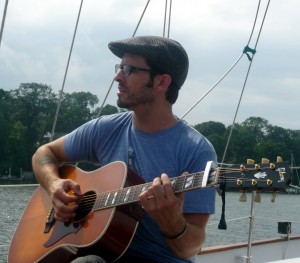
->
[1,83,299,184]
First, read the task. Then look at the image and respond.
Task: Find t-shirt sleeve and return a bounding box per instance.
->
[64,119,100,163]
[182,140,217,214]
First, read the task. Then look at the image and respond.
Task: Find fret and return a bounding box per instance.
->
[94,195,100,210]
[104,192,111,206]
[132,184,146,201]
[140,184,149,193]
[184,174,194,189]
[111,191,118,205]
[172,176,185,193]
[94,192,108,210]
[115,188,125,205]
[193,172,204,187]
[123,188,132,202]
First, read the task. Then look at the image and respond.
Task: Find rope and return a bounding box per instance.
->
[0,0,9,48]
[50,0,84,141]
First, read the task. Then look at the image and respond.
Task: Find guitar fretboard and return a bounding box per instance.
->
[93,171,206,211]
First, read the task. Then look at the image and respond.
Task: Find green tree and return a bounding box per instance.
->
[241,117,269,144]
[222,123,248,163]
[0,89,13,167]
[8,121,28,170]
[194,121,226,137]
[290,130,300,164]
[194,121,226,160]
[8,83,56,169]
[99,104,119,116]
[55,91,99,134]
[255,125,293,161]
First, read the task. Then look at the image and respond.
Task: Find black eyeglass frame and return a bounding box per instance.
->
[115,64,152,76]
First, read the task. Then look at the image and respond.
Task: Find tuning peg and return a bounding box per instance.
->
[240,165,246,172]
[261,158,270,164]
[271,192,277,203]
[239,191,247,202]
[277,156,283,162]
[247,159,255,164]
[254,191,261,203]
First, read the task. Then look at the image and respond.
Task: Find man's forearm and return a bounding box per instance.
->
[32,145,61,194]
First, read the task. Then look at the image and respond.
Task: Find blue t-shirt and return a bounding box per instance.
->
[64,112,217,263]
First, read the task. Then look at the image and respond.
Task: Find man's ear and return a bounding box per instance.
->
[154,74,172,93]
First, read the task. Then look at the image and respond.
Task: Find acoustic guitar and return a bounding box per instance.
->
[8,159,290,262]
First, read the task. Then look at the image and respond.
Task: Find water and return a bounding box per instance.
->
[1,187,300,262]
[205,192,300,247]
[0,186,36,262]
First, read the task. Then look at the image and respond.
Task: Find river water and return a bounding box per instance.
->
[1,186,300,262]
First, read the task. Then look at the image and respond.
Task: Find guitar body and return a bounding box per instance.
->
[8,161,145,263]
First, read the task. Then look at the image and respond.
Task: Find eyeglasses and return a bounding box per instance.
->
[115,64,152,76]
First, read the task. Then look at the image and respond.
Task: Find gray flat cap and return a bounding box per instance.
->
[108,35,189,90]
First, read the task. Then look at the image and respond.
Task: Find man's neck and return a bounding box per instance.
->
[132,104,178,132]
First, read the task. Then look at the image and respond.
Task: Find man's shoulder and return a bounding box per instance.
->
[91,111,133,126]
[178,121,210,143]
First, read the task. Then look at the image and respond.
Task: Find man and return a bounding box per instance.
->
[32,35,217,263]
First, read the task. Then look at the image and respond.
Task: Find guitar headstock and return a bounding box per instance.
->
[220,157,291,193]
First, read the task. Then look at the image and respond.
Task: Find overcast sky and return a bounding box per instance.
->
[0,0,299,130]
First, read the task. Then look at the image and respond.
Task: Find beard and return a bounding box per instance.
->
[117,79,154,109]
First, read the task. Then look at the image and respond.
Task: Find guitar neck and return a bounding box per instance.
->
[92,159,291,211]
[94,161,218,211]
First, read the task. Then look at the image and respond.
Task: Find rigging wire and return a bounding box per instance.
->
[132,0,151,38]
[0,0,9,48]
[180,0,271,236]
[97,0,151,117]
[180,0,262,121]
[221,0,270,164]
[290,153,300,185]
[50,0,84,141]
[180,0,270,165]
[167,0,172,38]
[168,0,172,38]
[163,0,168,37]
[163,0,172,38]
[180,53,244,120]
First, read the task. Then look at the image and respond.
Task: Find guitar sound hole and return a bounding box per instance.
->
[73,191,96,222]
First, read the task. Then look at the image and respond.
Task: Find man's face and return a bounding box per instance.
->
[114,54,155,110]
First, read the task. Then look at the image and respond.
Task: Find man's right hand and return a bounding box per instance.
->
[49,178,82,222]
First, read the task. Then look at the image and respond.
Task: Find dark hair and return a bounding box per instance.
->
[146,59,179,105]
